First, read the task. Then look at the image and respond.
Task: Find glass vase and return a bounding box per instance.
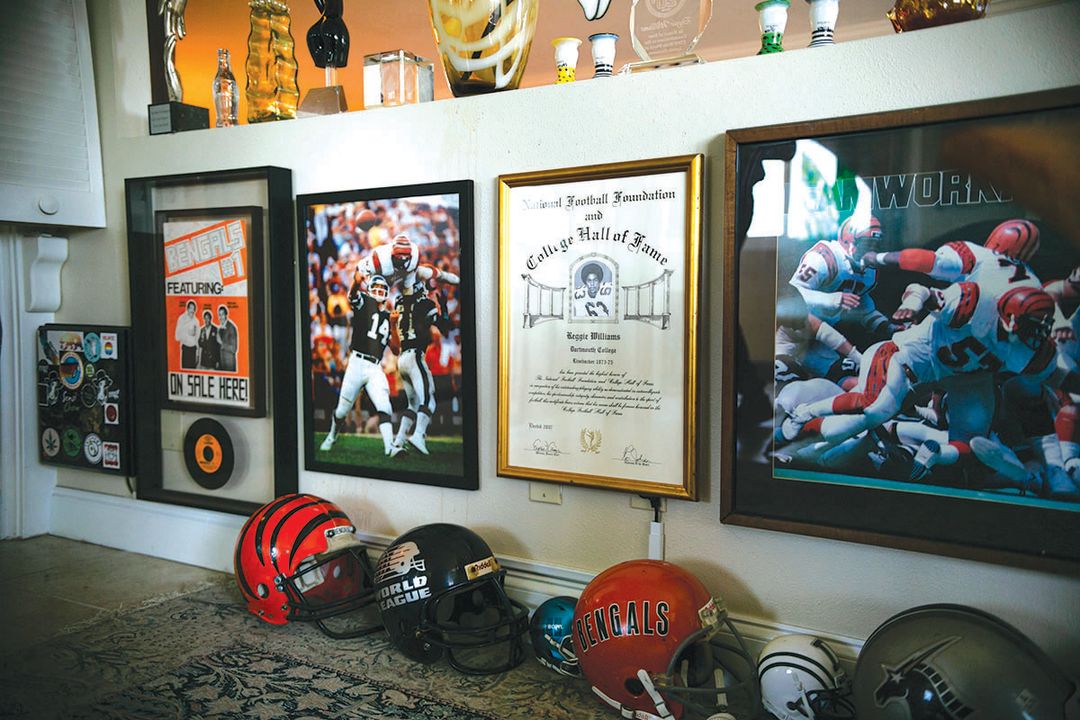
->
[427,0,539,97]
[245,0,300,122]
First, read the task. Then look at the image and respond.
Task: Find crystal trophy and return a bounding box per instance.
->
[623,0,713,74]
[299,0,349,116]
[148,0,209,135]
[363,50,435,109]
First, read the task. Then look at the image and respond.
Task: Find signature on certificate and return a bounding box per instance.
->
[621,445,655,466]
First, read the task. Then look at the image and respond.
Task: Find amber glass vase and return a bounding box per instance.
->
[427,0,539,97]
[887,0,990,32]
[246,0,300,122]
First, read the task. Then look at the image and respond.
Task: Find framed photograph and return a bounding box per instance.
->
[126,167,297,515]
[498,156,703,499]
[297,180,478,491]
[721,90,1080,568]
[37,324,134,476]
[156,206,265,416]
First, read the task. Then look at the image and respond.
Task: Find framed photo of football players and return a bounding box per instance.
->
[497,156,703,499]
[296,180,479,491]
[721,89,1080,569]
[125,167,298,515]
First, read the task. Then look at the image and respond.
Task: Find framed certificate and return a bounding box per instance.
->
[498,156,703,499]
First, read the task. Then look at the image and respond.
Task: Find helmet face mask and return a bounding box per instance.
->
[234,494,380,639]
[375,523,530,676]
[997,286,1055,351]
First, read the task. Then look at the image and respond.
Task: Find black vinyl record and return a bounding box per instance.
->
[183,418,234,490]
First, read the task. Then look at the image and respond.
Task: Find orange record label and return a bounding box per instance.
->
[195,433,223,473]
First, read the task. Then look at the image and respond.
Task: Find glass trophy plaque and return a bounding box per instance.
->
[624,0,713,73]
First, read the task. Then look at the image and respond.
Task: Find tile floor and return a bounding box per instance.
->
[0,535,224,656]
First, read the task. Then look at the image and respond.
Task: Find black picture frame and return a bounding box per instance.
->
[721,89,1080,572]
[126,166,297,515]
[154,205,266,417]
[36,323,135,476]
[297,180,478,491]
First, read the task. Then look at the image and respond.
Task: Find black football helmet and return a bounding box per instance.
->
[374,523,529,675]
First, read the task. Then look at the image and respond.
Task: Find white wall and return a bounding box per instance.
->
[52,0,1080,671]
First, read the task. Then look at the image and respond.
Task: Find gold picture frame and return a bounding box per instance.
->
[497,156,703,499]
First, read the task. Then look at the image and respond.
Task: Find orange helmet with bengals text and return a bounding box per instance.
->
[234,493,380,638]
[573,559,759,719]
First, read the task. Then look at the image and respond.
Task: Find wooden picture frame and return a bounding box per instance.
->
[125,166,296,515]
[498,156,703,499]
[721,89,1080,570]
[297,180,479,491]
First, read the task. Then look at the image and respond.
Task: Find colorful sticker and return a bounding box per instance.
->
[101,333,118,359]
[464,556,499,580]
[83,433,103,464]
[42,428,60,457]
[102,442,120,470]
[59,352,84,390]
[83,333,101,363]
[62,428,82,457]
[104,402,119,425]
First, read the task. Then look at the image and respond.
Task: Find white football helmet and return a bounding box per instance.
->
[759,634,851,720]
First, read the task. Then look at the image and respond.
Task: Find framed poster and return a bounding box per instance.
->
[721,89,1080,569]
[297,180,478,490]
[156,206,265,416]
[498,156,703,499]
[37,324,134,475]
[126,167,297,515]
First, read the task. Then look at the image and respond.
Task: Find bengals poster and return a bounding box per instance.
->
[158,208,264,416]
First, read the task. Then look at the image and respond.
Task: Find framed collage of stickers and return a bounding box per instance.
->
[36,324,133,475]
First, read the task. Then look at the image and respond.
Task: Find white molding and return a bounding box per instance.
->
[26,235,69,312]
[49,486,863,667]
[0,228,59,538]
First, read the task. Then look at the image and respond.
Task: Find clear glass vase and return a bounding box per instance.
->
[245,0,300,122]
[427,0,539,97]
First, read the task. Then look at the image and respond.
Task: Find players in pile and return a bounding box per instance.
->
[776,216,1080,500]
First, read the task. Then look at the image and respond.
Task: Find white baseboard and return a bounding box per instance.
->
[49,487,862,668]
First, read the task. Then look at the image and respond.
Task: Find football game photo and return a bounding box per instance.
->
[297,181,477,490]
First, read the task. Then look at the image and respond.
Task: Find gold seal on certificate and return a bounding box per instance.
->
[498,156,703,499]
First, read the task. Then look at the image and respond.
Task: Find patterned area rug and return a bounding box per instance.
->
[0,578,610,720]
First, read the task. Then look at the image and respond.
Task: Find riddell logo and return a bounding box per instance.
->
[575,600,670,654]
[464,556,499,580]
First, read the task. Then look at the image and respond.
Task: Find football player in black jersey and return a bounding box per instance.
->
[390,282,453,456]
[320,274,397,455]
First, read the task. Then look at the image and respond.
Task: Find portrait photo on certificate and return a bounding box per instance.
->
[498,156,702,499]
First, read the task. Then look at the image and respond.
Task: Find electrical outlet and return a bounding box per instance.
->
[630,496,666,512]
[529,483,562,505]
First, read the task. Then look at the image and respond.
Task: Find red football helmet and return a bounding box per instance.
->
[998,286,1055,350]
[838,215,883,257]
[391,234,415,269]
[574,560,758,719]
[234,493,380,638]
[985,218,1040,262]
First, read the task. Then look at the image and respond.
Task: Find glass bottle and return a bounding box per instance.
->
[212,48,239,127]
